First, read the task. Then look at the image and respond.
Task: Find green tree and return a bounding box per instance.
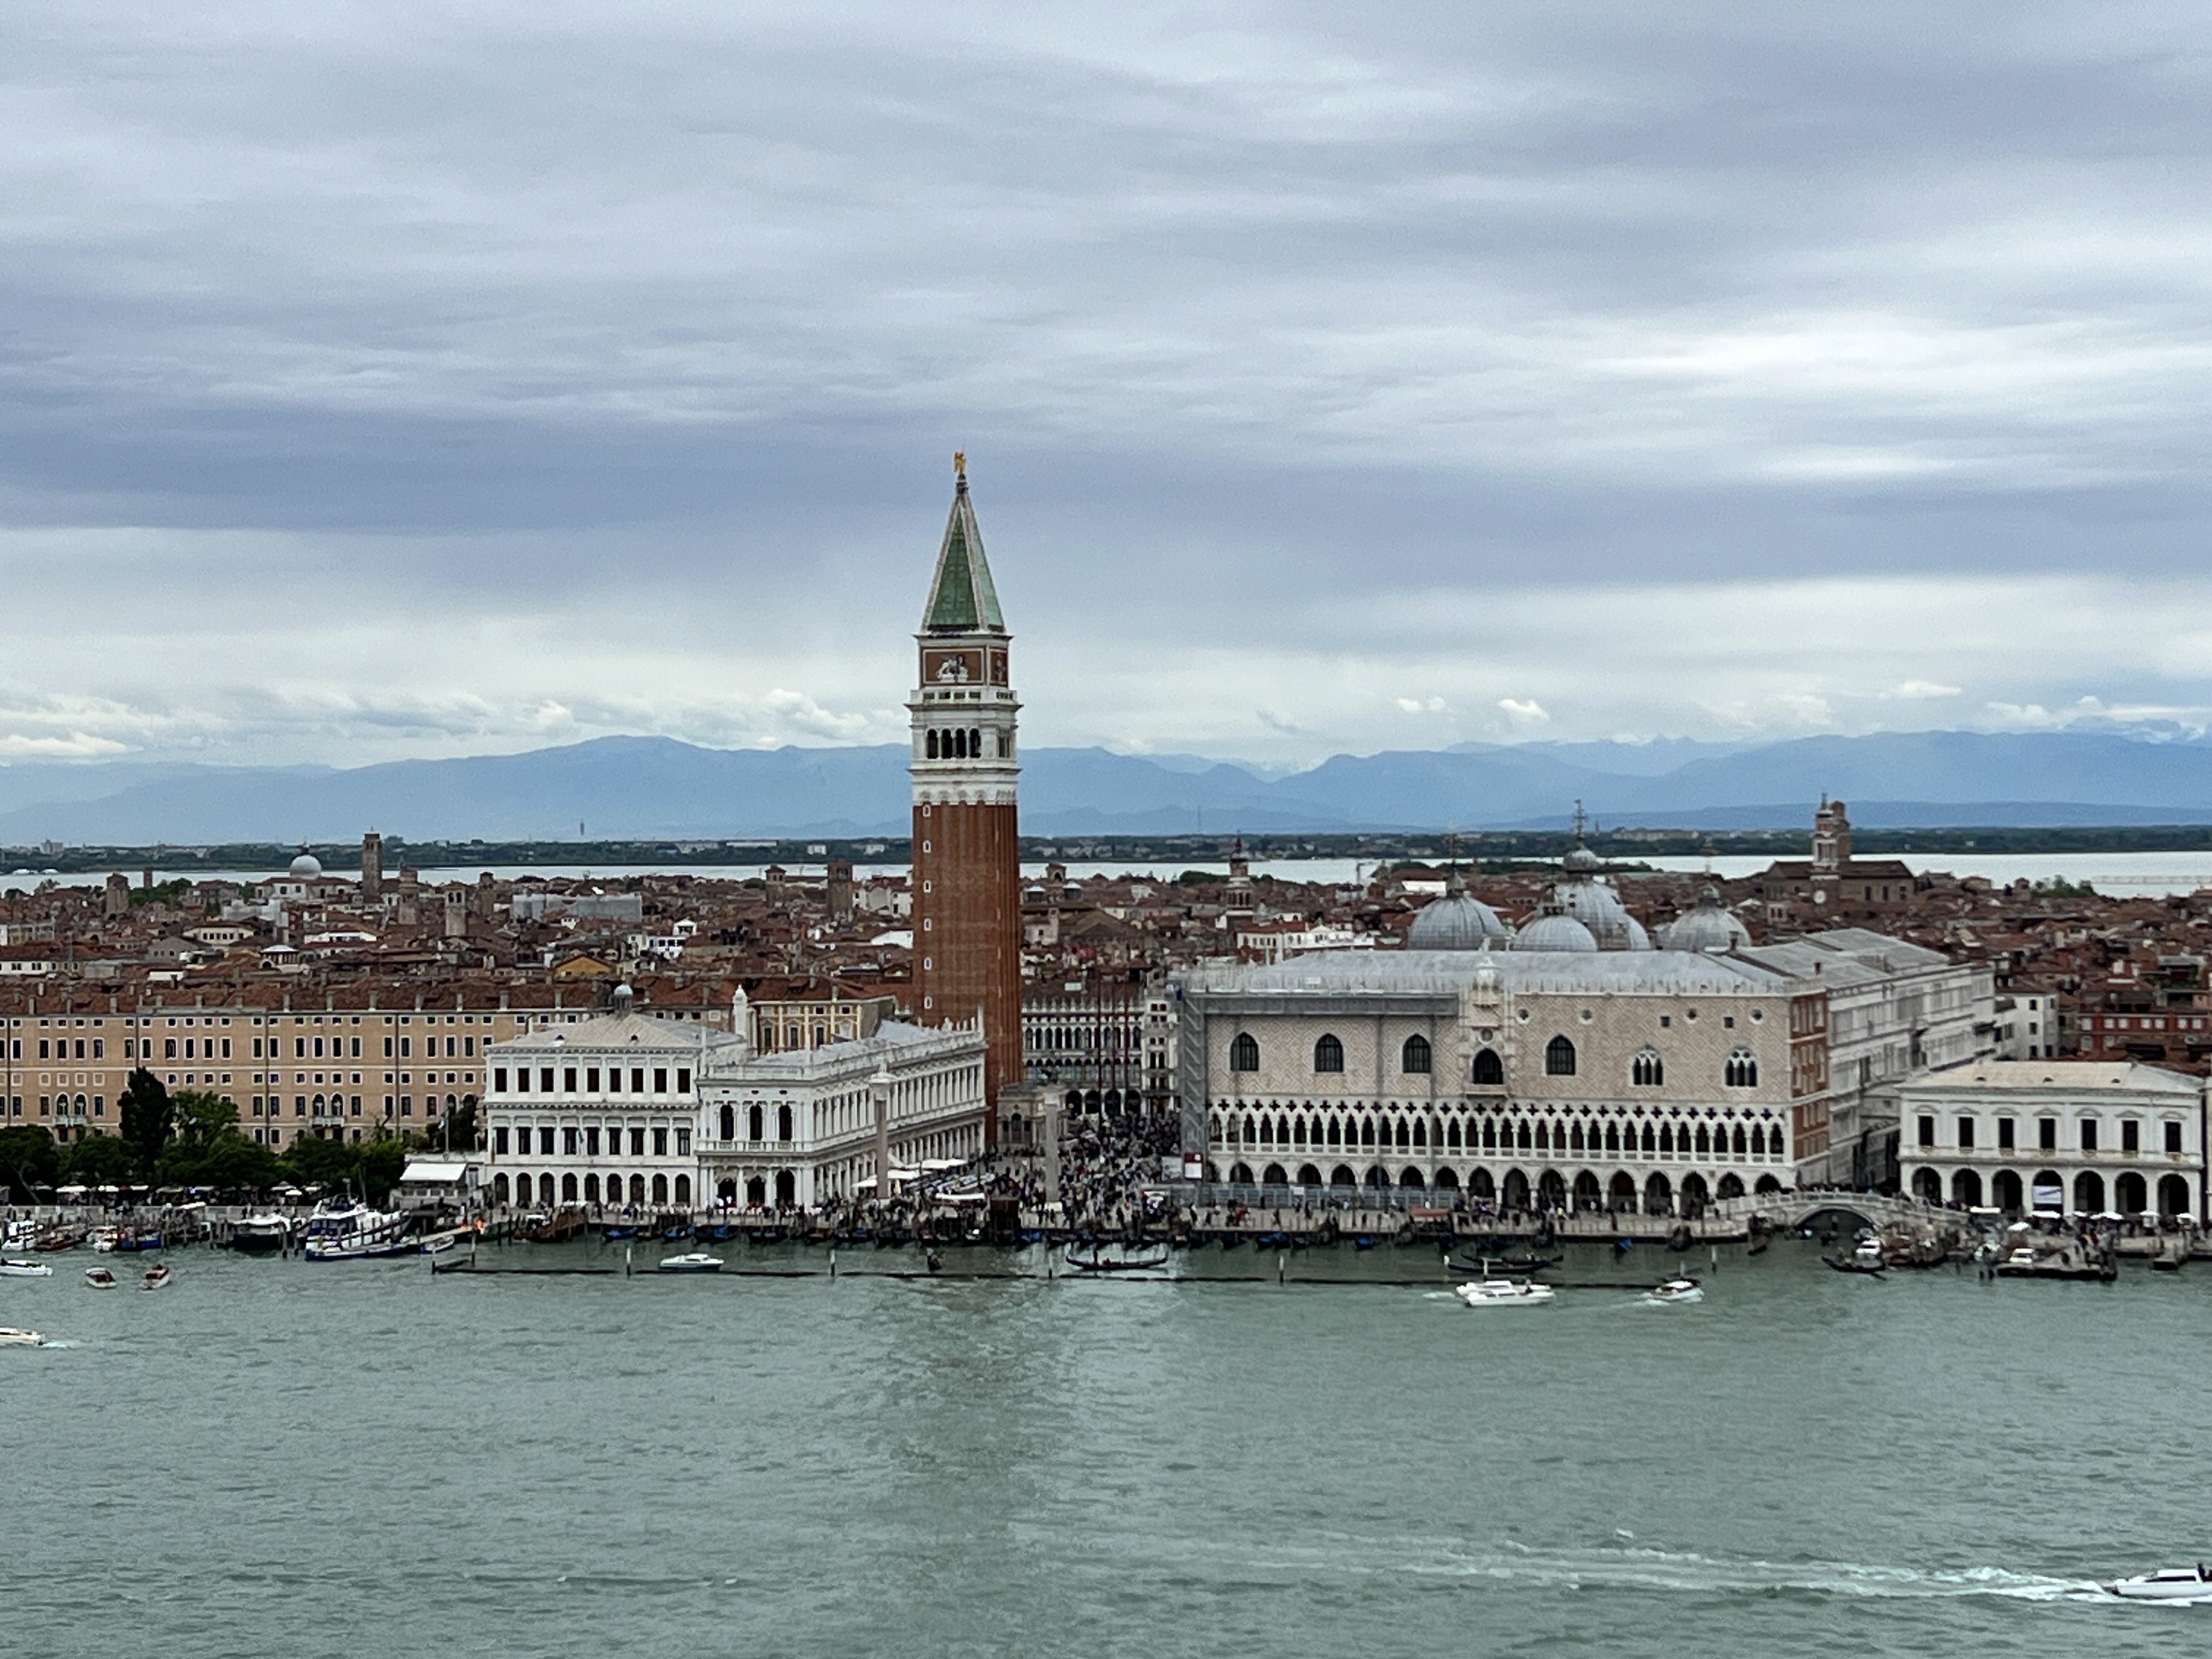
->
[170,1090,239,1150]
[173,1133,282,1194]
[0,1124,59,1201]
[280,1133,360,1192]
[61,1132,140,1187]
[358,1136,410,1205]
[441,1099,479,1152]
[117,1068,173,1175]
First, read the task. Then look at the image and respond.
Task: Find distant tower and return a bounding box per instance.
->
[103,872,129,919]
[360,831,383,905]
[910,453,1021,1141]
[1812,798,1851,873]
[826,857,855,924]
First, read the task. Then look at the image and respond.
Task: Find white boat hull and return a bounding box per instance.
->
[0,1259,53,1277]
[2108,1571,2212,1600]
[1454,1279,1554,1306]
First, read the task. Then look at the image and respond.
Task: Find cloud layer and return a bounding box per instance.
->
[4,3,2211,765]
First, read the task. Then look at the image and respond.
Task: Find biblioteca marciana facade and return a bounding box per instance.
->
[481,988,988,1212]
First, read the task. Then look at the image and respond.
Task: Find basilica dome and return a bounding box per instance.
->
[288,851,323,881]
[1510,911,1599,952]
[1660,884,1752,953]
[1406,872,1509,950]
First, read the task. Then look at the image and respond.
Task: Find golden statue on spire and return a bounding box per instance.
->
[953,450,966,476]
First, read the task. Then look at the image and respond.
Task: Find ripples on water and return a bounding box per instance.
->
[5,1242,2209,1658]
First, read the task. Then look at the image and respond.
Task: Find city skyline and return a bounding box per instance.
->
[8,6,2212,768]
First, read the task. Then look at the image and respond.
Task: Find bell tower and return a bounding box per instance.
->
[910,453,1022,1141]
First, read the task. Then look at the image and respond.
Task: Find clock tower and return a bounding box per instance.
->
[910,454,1022,1142]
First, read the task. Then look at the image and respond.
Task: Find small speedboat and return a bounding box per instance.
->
[0,1257,53,1278]
[1453,1278,1555,1307]
[84,1265,117,1288]
[1646,1277,1703,1304]
[656,1252,723,1273]
[0,1327,47,1347]
[2106,1565,2212,1600]
[140,1263,173,1290]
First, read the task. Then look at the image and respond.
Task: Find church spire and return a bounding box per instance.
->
[921,452,1006,634]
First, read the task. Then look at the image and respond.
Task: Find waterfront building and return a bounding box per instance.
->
[909,454,1023,1140]
[1745,799,1916,921]
[483,989,739,1210]
[1896,1060,2202,1219]
[699,1015,987,1209]
[1175,853,1996,1212]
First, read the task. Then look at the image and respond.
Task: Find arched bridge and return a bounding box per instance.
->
[1711,1190,1948,1233]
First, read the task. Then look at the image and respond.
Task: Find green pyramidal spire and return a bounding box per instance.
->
[921,453,1006,634]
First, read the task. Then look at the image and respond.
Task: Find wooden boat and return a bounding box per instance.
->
[140,1263,173,1290]
[1821,1253,1886,1275]
[1065,1249,1169,1272]
[33,1231,82,1253]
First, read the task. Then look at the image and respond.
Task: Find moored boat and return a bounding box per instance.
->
[0,1257,53,1278]
[1065,1249,1170,1272]
[302,1200,412,1261]
[229,1213,294,1254]
[83,1265,117,1288]
[655,1251,723,1273]
[2106,1565,2212,1600]
[1453,1278,1555,1306]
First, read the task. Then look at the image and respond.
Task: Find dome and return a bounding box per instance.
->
[1553,875,1653,951]
[288,851,323,880]
[1562,843,1604,874]
[1661,884,1752,953]
[1510,912,1598,952]
[1407,872,1509,950]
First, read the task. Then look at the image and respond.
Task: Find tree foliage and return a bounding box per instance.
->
[117,1068,173,1174]
[0,1124,59,1200]
[61,1132,140,1186]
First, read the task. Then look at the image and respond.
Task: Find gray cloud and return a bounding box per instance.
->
[4,2,2212,765]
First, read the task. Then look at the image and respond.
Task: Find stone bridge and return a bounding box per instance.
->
[1710,1190,1951,1233]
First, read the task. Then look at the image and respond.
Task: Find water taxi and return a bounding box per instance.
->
[140,1263,173,1290]
[1453,1278,1555,1307]
[1646,1277,1703,1304]
[83,1265,117,1288]
[656,1252,724,1273]
[0,1327,47,1347]
[2106,1565,2212,1600]
[0,1257,53,1278]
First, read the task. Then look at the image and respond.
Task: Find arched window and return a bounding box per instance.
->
[1694,1124,1710,1156]
[926,729,939,759]
[1313,1034,1345,1073]
[1605,1121,1620,1153]
[748,1104,763,1141]
[1401,1034,1432,1074]
[719,1104,735,1142]
[1471,1048,1504,1086]
[1447,1118,1463,1149]
[1229,1032,1260,1072]
[1632,1048,1663,1087]
[1725,1047,1758,1087]
[1732,1124,1747,1156]
[1481,1118,1497,1150]
[629,1173,647,1205]
[651,1173,669,1205]
[584,1174,600,1204]
[674,1175,691,1206]
[776,1104,793,1141]
[1544,1035,1577,1076]
[561,1172,578,1202]
[1361,1116,1376,1147]
[969,728,981,757]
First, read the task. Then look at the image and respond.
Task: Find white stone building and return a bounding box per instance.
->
[1897,1060,2203,1220]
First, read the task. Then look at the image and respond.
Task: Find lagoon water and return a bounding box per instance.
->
[6,1239,2211,1658]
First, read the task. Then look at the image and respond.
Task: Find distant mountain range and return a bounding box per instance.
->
[2,729,2211,844]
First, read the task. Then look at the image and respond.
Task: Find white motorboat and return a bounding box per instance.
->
[2107,1565,2212,1600]
[1646,1277,1703,1304]
[1454,1278,1554,1306]
[229,1213,294,1254]
[83,1265,117,1288]
[0,1327,47,1347]
[302,1201,412,1261]
[0,1257,53,1278]
[656,1252,724,1273]
[89,1227,121,1254]
[140,1263,173,1290]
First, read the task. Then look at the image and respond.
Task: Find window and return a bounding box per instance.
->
[1312,1034,1344,1073]
[652,1127,668,1156]
[2168,1121,2185,1154]
[1998,1117,2015,1150]
[1229,1033,1260,1072]
[1471,1048,1504,1086]
[1400,1035,1431,1074]
[776,1105,793,1142]
[2122,1119,2140,1154]
[586,1127,601,1155]
[1544,1036,1576,1077]
[493,1068,508,1092]
[1631,1049,1663,1087]
[1724,1047,1758,1087]
[2080,1119,2098,1153]
[1957,1116,1974,1150]
[677,1068,691,1092]
[748,1104,763,1141]
[653,1067,668,1094]
[1916,1115,1934,1148]
[2039,1117,2056,1151]
[493,1127,509,1154]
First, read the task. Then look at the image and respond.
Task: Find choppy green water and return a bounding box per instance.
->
[6,1239,2209,1658]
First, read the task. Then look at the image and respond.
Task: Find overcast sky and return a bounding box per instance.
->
[5,2,2212,769]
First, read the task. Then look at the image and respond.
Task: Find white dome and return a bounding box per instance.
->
[1661,885,1752,953]
[288,851,323,880]
[1552,876,1652,951]
[1511,912,1599,952]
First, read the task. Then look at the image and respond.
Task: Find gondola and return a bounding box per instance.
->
[1064,1249,1170,1272]
[1821,1252,1886,1274]
[1447,1254,1559,1276]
